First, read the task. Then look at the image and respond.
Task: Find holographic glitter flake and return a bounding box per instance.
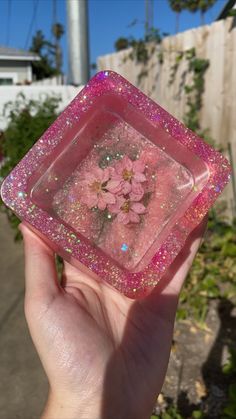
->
[0,70,231,298]
[121,243,129,252]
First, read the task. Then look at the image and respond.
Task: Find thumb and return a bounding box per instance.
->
[19,223,60,302]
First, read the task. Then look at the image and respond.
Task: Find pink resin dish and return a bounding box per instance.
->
[1,71,231,298]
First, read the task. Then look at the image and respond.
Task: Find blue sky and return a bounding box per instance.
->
[0,0,227,75]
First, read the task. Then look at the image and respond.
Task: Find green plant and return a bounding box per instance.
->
[227,9,236,17]
[151,404,184,418]
[168,47,209,133]
[161,407,183,419]
[222,348,236,418]
[177,212,236,323]
[184,53,209,132]
[30,30,57,80]
[151,398,205,418]
[168,51,184,85]
[184,0,217,25]
[223,348,236,375]
[30,22,65,80]
[168,0,216,30]
[115,28,163,64]
[51,22,65,74]
[114,37,130,51]
[192,410,205,418]
[0,93,60,239]
[168,0,185,33]
[223,384,236,418]
[114,25,165,84]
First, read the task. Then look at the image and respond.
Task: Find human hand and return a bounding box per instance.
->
[20,217,207,419]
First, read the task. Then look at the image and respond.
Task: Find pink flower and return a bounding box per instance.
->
[109,156,146,200]
[108,196,146,224]
[80,167,116,210]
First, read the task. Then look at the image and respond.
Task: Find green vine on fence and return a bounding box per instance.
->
[169,47,209,134]
[183,49,209,132]
[115,32,210,135]
[115,28,163,64]
[115,27,167,84]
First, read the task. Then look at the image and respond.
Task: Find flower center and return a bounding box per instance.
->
[90,180,102,193]
[121,200,131,213]
[122,169,134,181]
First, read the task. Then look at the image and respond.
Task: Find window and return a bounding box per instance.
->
[0,72,18,85]
[0,78,13,85]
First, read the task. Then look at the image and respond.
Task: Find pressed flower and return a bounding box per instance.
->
[109,156,146,198]
[81,167,116,210]
[108,196,146,224]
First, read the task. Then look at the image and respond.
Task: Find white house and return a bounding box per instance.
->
[0,46,40,85]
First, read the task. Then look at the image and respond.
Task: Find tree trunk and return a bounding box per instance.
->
[176,12,180,34]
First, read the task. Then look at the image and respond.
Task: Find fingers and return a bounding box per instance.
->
[141,216,208,318]
[61,260,81,287]
[19,223,60,301]
[163,215,208,295]
[61,259,103,290]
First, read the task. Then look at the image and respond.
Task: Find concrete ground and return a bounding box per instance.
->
[0,212,47,419]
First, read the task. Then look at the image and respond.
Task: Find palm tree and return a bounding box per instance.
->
[168,0,185,33]
[30,30,57,80]
[52,23,65,74]
[185,0,217,25]
[30,30,45,54]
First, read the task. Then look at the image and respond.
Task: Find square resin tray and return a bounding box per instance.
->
[1,71,231,298]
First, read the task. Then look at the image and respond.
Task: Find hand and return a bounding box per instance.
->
[20,218,207,419]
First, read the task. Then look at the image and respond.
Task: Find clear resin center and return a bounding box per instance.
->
[47,120,194,271]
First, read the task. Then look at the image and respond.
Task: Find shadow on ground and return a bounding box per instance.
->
[0,212,48,419]
[173,298,236,418]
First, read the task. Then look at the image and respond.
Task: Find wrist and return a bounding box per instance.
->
[41,389,149,419]
[41,391,99,419]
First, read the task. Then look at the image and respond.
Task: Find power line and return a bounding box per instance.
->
[6,0,11,46]
[24,0,39,50]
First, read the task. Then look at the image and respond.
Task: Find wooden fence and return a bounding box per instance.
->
[98,17,236,218]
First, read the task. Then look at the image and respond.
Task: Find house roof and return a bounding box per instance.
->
[216,0,236,20]
[0,46,40,61]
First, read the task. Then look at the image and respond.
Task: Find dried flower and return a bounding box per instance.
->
[109,156,146,200]
[108,196,146,224]
[81,167,116,210]
[80,156,148,223]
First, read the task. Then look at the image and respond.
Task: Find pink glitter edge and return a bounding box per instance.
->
[0,70,231,298]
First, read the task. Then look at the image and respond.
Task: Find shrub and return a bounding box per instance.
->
[0,93,60,239]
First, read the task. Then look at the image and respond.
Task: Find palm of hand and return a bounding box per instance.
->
[21,220,206,418]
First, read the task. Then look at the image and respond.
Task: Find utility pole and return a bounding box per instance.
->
[66,0,90,86]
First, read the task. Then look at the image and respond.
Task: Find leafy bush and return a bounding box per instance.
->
[0,93,60,239]
[151,404,204,418]
[178,212,236,323]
